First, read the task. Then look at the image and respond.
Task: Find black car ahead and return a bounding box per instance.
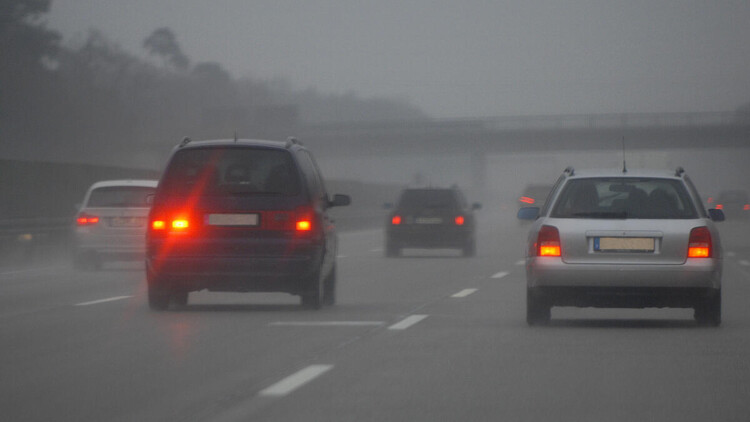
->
[714,189,749,220]
[384,187,480,257]
[146,137,350,310]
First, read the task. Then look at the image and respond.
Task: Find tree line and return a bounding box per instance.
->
[1,0,428,166]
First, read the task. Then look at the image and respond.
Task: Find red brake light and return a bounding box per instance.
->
[296,220,312,231]
[715,204,723,210]
[520,196,535,204]
[172,219,189,230]
[537,225,561,257]
[76,213,99,226]
[391,215,402,225]
[687,226,712,258]
[152,220,166,230]
[744,204,750,211]
[454,215,465,225]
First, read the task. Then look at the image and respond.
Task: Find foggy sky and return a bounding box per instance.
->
[47,0,750,119]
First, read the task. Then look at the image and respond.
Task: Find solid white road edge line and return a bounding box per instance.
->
[451,288,478,298]
[491,271,510,279]
[259,365,334,397]
[388,314,428,330]
[75,296,133,306]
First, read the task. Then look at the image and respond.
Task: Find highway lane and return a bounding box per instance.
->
[2,210,750,421]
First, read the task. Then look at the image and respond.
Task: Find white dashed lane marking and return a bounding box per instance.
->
[739,260,750,267]
[726,251,737,258]
[515,260,525,266]
[259,365,334,397]
[75,296,133,306]
[451,288,478,298]
[491,271,510,279]
[388,315,428,330]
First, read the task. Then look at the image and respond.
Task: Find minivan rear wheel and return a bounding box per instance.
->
[301,272,323,309]
[148,285,171,311]
[323,265,336,306]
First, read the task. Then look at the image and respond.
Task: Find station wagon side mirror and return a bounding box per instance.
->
[329,194,351,208]
[517,206,540,220]
[708,208,725,222]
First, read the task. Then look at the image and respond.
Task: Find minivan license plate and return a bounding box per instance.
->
[208,213,259,226]
[595,237,654,252]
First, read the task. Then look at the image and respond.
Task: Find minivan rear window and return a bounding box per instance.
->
[551,178,698,219]
[87,186,155,207]
[160,147,301,197]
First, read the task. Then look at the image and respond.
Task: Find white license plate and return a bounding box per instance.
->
[415,217,443,224]
[207,213,259,226]
[596,237,654,252]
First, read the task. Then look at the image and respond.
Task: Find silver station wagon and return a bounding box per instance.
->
[517,167,725,326]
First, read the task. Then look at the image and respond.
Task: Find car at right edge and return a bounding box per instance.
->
[517,167,725,326]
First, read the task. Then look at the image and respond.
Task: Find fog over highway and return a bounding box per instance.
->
[3,205,750,421]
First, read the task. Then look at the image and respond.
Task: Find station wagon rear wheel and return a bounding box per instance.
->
[527,288,551,325]
[694,289,721,326]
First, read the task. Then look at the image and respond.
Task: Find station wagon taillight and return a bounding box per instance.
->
[537,225,561,257]
[687,226,712,258]
[454,215,465,225]
[391,215,402,225]
[76,213,99,226]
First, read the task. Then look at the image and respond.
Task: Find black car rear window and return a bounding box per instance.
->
[551,178,698,219]
[160,147,301,197]
[397,189,458,210]
[87,186,155,207]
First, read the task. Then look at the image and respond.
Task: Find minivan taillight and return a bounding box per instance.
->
[294,206,315,232]
[688,226,712,258]
[76,213,99,226]
[454,215,465,225]
[391,215,402,225]
[537,225,561,257]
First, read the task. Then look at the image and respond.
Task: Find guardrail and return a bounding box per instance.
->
[0,218,72,269]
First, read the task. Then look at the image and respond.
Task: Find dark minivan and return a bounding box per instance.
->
[146,138,350,310]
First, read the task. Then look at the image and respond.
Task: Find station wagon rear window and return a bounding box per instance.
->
[551,178,698,219]
[87,186,156,207]
[160,147,301,197]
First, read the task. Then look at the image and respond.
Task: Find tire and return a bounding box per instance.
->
[173,290,189,307]
[385,238,400,257]
[148,285,171,311]
[146,266,170,311]
[462,239,476,257]
[301,272,323,309]
[694,289,721,326]
[526,288,551,326]
[323,265,337,306]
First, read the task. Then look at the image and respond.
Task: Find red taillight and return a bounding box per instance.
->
[76,213,99,226]
[520,196,535,204]
[744,204,749,211]
[715,204,723,210]
[687,226,712,258]
[152,220,166,230]
[294,206,315,232]
[391,215,402,225]
[454,215,465,225]
[172,219,189,230]
[537,225,561,257]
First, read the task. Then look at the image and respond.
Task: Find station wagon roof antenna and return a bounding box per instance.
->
[621,136,627,173]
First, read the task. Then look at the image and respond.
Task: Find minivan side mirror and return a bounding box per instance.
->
[329,194,351,208]
[145,194,155,206]
[708,208,725,222]
[517,206,540,220]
